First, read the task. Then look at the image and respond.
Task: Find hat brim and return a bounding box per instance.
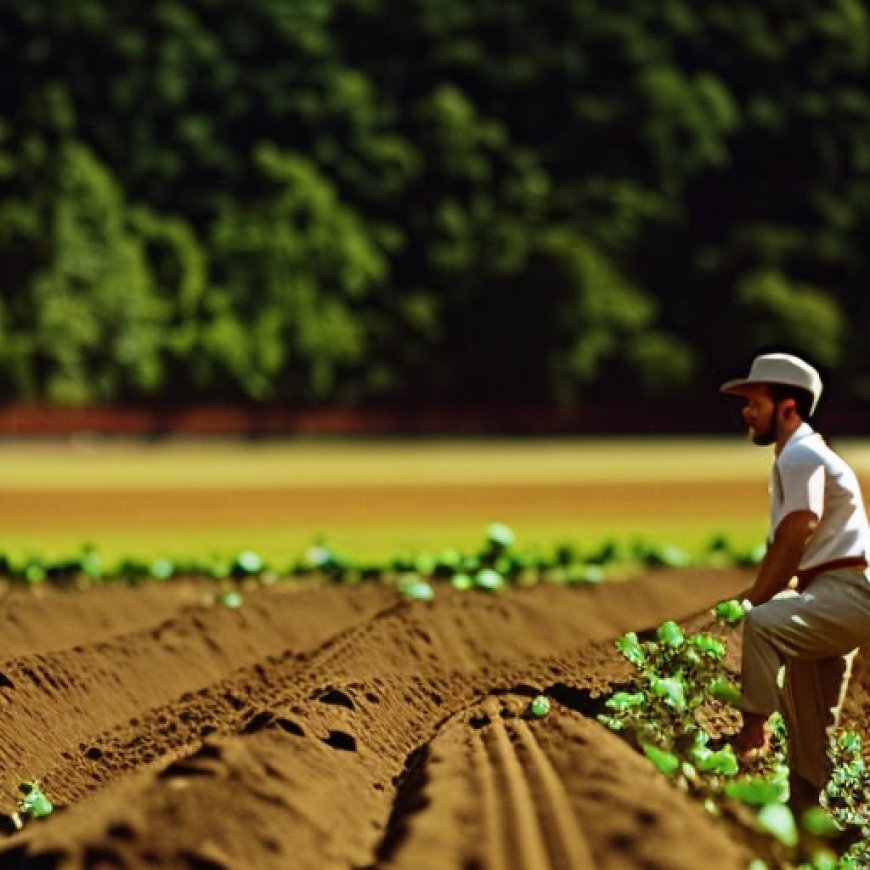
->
[719,378,764,396]
[719,378,819,415]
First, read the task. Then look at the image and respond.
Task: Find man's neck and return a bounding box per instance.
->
[774,418,807,456]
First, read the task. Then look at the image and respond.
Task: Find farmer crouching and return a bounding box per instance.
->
[719,352,870,815]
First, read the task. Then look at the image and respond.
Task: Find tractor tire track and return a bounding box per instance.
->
[376,694,753,870]
[508,718,596,868]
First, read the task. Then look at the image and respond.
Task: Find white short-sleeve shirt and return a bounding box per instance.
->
[770,422,870,570]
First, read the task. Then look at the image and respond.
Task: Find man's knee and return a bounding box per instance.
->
[744,594,802,634]
[744,605,776,638]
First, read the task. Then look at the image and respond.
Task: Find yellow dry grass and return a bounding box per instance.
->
[1,435,866,563]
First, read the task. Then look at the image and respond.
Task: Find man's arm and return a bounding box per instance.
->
[744,510,819,606]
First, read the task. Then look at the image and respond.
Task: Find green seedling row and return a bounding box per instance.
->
[0,524,766,592]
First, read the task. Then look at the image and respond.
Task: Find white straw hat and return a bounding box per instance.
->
[719,353,822,415]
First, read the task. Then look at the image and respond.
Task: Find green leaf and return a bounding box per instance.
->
[529,695,551,718]
[597,714,624,732]
[219,591,243,609]
[642,744,680,777]
[235,550,264,574]
[565,564,606,584]
[757,802,798,847]
[710,678,742,705]
[800,806,842,838]
[451,572,473,591]
[736,269,845,369]
[807,851,839,870]
[838,731,863,754]
[695,746,739,776]
[725,777,787,806]
[712,599,746,625]
[650,676,686,712]
[407,581,434,601]
[486,523,515,548]
[689,634,726,658]
[150,557,175,581]
[615,632,645,667]
[398,574,435,601]
[656,620,685,647]
[18,781,53,819]
[605,691,646,711]
[474,569,505,592]
[642,542,693,567]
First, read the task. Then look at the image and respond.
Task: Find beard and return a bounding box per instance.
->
[750,414,778,446]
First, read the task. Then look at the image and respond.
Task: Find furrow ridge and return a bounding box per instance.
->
[484,719,550,870]
[510,719,596,869]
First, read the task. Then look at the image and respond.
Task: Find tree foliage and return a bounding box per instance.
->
[1,0,870,406]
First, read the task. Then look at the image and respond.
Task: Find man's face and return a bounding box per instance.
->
[740,386,778,445]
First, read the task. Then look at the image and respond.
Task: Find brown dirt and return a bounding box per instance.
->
[0,568,866,869]
[0,481,765,529]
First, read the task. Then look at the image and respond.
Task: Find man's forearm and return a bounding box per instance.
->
[745,510,819,606]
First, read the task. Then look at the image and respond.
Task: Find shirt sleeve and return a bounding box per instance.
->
[778,457,825,518]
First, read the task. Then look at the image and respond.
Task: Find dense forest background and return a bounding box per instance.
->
[2,0,870,413]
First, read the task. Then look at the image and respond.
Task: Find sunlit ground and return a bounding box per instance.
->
[0,435,773,488]
[2,435,867,566]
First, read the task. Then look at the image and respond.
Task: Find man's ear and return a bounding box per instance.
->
[781,399,797,420]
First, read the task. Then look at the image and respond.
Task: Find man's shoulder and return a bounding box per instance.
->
[780,430,854,477]
[778,431,828,469]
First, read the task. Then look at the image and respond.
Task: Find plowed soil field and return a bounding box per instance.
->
[1,568,867,870]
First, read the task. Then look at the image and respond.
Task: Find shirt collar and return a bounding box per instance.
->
[782,421,817,451]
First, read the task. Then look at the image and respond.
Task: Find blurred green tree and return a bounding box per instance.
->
[204,143,387,402]
[0,0,869,410]
[735,270,845,367]
[2,143,168,403]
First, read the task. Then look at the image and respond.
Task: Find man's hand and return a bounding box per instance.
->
[744,510,819,607]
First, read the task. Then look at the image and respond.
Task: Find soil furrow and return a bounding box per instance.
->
[510,719,596,868]
[3,567,827,870]
[0,583,205,658]
[474,731,511,870]
[484,719,552,870]
[0,583,396,810]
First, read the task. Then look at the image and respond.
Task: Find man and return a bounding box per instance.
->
[720,352,870,813]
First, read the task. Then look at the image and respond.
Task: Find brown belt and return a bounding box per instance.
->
[795,556,869,587]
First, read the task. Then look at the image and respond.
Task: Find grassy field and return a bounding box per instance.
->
[0,435,774,488]
[2,435,868,566]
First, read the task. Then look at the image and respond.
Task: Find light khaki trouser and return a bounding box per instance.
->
[740,568,870,788]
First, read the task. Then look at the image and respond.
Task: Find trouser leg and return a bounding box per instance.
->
[780,653,853,790]
[740,572,870,719]
[740,604,789,716]
[739,571,870,794]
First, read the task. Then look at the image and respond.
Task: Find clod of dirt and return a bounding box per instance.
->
[240,711,274,734]
[274,718,305,737]
[316,688,356,710]
[323,730,357,752]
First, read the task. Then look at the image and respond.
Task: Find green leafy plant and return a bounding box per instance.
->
[599,620,741,759]
[396,574,435,601]
[16,780,53,825]
[598,615,765,827]
[712,598,748,625]
[820,731,870,866]
[600,605,869,867]
[528,695,551,718]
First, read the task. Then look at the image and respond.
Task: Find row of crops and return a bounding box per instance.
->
[0,524,766,591]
